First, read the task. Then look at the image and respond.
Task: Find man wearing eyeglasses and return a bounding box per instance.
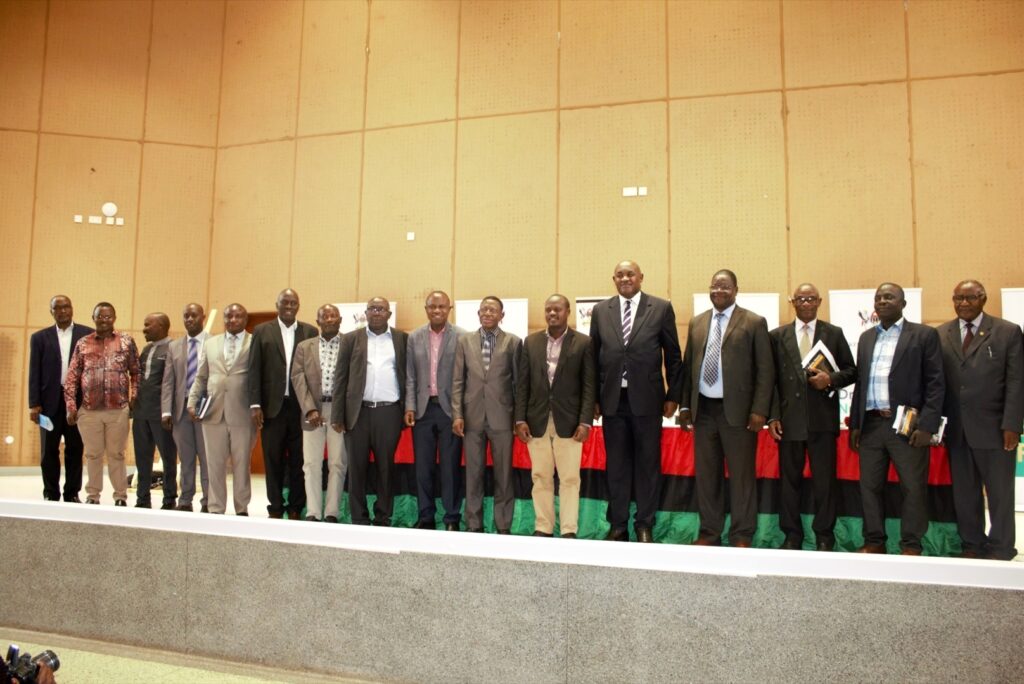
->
[767,284,856,551]
[937,280,1023,560]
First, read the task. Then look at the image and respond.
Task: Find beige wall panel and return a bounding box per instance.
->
[365,0,458,129]
[218,0,302,147]
[668,0,782,98]
[133,144,215,327]
[669,93,787,321]
[783,0,905,88]
[41,0,151,139]
[788,83,913,320]
[360,122,455,331]
[913,73,1024,322]
[0,328,26,466]
[455,112,557,331]
[910,1,1024,78]
[28,134,141,329]
[459,0,557,118]
[0,132,36,327]
[210,141,294,312]
[0,0,46,130]
[560,0,666,108]
[559,103,668,305]
[291,133,363,310]
[298,0,367,137]
[145,0,224,146]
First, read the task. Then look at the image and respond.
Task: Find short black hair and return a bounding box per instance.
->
[713,269,738,287]
[93,301,116,316]
[481,295,504,311]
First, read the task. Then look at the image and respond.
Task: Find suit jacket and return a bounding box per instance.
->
[405,322,465,419]
[849,321,945,434]
[515,328,596,438]
[135,338,172,420]
[247,318,318,419]
[589,292,683,416]
[330,327,409,431]
[291,335,335,432]
[28,323,93,417]
[768,320,857,440]
[938,314,1024,449]
[451,328,522,432]
[682,305,774,426]
[188,332,253,428]
[161,333,208,423]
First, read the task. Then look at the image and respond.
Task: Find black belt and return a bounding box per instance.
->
[362,400,397,408]
[866,409,893,418]
[428,396,439,404]
[320,396,333,403]
[699,394,724,403]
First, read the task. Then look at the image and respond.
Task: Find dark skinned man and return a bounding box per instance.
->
[133,312,178,509]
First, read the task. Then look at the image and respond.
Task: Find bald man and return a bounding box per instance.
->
[133,312,178,508]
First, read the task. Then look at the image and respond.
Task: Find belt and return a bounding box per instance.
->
[320,396,332,403]
[428,396,439,404]
[699,394,724,403]
[362,400,397,408]
[866,409,893,418]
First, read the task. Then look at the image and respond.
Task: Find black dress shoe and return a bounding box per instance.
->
[43,495,60,502]
[780,539,802,550]
[532,531,553,537]
[175,504,193,512]
[415,519,436,530]
[605,528,628,541]
[467,527,484,533]
[287,510,303,520]
[86,498,100,505]
[444,522,459,532]
[561,533,577,539]
[324,515,338,523]
[305,515,318,522]
[63,496,82,503]
[816,541,834,552]
[497,529,511,535]
[268,511,284,519]
[160,502,175,510]
[135,501,152,509]
[200,505,209,513]
[372,519,392,527]
[114,499,127,507]
[635,527,654,543]
[237,512,248,516]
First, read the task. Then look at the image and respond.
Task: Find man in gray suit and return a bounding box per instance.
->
[161,303,209,512]
[404,291,465,531]
[188,303,254,516]
[133,312,177,509]
[452,296,522,534]
[291,304,346,523]
[938,279,1023,560]
[680,269,774,548]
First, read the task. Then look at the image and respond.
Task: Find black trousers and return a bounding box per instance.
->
[602,388,662,531]
[778,432,838,545]
[412,399,463,524]
[261,394,305,515]
[345,403,402,525]
[132,417,178,506]
[39,409,83,501]
[947,434,1017,559]
[858,414,929,551]
[694,396,758,544]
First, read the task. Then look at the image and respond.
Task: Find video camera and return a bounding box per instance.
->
[4,645,59,684]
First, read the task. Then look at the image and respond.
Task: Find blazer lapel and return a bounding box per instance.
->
[890,323,910,370]
[784,322,803,366]
[551,329,573,386]
[947,322,965,362]
[628,294,651,343]
[693,311,711,373]
[964,317,991,360]
[311,339,323,395]
[272,321,286,362]
[721,307,742,345]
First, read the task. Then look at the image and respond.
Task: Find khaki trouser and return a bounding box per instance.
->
[528,415,583,535]
[77,407,130,502]
[201,421,255,515]
[302,401,346,520]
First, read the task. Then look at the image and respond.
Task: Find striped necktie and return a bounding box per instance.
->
[621,299,632,381]
[482,331,494,371]
[703,313,724,386]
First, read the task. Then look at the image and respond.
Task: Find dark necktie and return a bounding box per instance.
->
[703,313,724,386]
[962,321,974,355]
[482,331,494,371]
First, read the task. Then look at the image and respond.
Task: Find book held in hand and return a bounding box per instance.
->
[196,395,212,420]
[892,405,947,446]
[800,339,838,374]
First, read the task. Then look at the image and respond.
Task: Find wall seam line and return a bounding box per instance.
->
[663,0,671,301]
[450,1,462,303]
[288,0,308,289]
[128,0,156,327]
[354,0,373,299]
[904,0,919,286]
[206,0,229,312]
[779,0,793,300]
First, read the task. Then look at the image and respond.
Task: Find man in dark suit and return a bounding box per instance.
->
[590,261,683,543]
[849,282,945,556]
[28,295,92,502]
[331,297,408,526]
[515,294,596,538]
[404,291,465,531]
[937,279,1023,561]
[767,283,856,551]
[452,296,522,534]
[132,312,177,509]
[248,288,318,519]
[680,269,774,548]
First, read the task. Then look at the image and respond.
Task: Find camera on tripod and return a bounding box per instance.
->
[4,645,59,684]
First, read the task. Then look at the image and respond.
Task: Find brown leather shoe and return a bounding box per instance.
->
[731,539,752,548]
[816,541,835,552]
[957,549,982,559]
[532,531,553,537]
[856,543,887,554]
[635,527,654,543]
[692,535,721,547]
[605,528,628,542]
[900,548,922,556]
[268,511,283,519]
[779,538,802,550]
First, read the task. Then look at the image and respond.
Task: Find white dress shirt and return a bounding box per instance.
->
[279,318,297,397]
[56,322,75,385]
[698,302,735,398]
[363,328,400,403]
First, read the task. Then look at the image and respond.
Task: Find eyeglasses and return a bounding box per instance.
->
[952,295,983,303]
[792,296,820,304]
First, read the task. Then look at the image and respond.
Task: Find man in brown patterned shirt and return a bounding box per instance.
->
[65,302,140,506]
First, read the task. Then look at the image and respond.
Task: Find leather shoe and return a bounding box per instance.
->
[86,498,100,505]
[467,527,484,533]
[268,511,283,519]
[692,535,720,546]
[900,548,922,556]
[605,528,628,542]
[305,515,318,522]
[135,501,151,509]
[779,539,802,550]
[114,499,127,507]
[372,519,391,527]
[855,543,887,554]
[731,539,752,548]
[532,531,553,537]
[635,527,654,543]
[175,504,193,512]
[497,529,511,535]
[325,516,338,524]
[816,541,834,552]
[444,522,459,532]
[64,496,82,503]
[287,510,303,520]
[561,533,577,539]
[200,505,209,513]
[236,511,248,516]
[160,502,175,510]
[415,519,436,530]
[957,549,982,559]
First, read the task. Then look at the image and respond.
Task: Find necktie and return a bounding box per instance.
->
[962,321,974,355]
[799,324,811,358]
[621,299,632,381]
[482,332,493,371]
[225,335,237,370]
[703,313,724,386]
[186,338,198,392]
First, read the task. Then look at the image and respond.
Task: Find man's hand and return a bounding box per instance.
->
[161,416,173,431]
[306,409,322,428]
[572,424,591,443]
[678,408,693,431]
[29,406,41,424]
[404,410,416,428]
[1004,430,1020,452]
[66,408,78,426]
[33,663,56,684]
[807,367,831,391]
[849,428,860,452]
[593,403,601,420]
[251,407,264,430]
[747,413,766,432]
[331,422,345,434]
[662,400,679,419]
[452,418,465,437]
[908,429,933,448]
[515,423,531,443]
[768,420,783,440]
[188,407,199,422]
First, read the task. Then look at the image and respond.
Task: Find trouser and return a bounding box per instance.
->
[132,417,178,506]
[778,432,838,545]
[172,414,208,507]
[464,424,514,531]
[858,414,929,551]
[345,403,402,525]
[602,388,662,531]
[302,401,346,520]
[947,435,1017,559]
[261,394,305,515]
[202,421,254,515]
[694,396,758,544]
[39,409,83,501]
[528,415,583,535]
[412,399,464,524]
[78,407,130,503]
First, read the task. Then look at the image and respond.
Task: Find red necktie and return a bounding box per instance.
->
[962,322,974,355]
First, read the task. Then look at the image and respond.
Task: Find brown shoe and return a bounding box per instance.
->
[268,511,283,519]
[731,539,752,548]
[957,549,982,559]
[692,535,721,547]
[900,548,922,556]
[605,528,628,542]
[635,527,654,543]
[856,543,887,554]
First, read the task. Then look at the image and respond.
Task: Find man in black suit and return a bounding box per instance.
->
[27,295,92,502]
[937,279,1023,560]
[589,261,683,543]
[331,297,408,526]
[133,313,177,509]
[849,283,945,555]
[767,283,856,551]
[515,294,596,538]
[248,289,318,519]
